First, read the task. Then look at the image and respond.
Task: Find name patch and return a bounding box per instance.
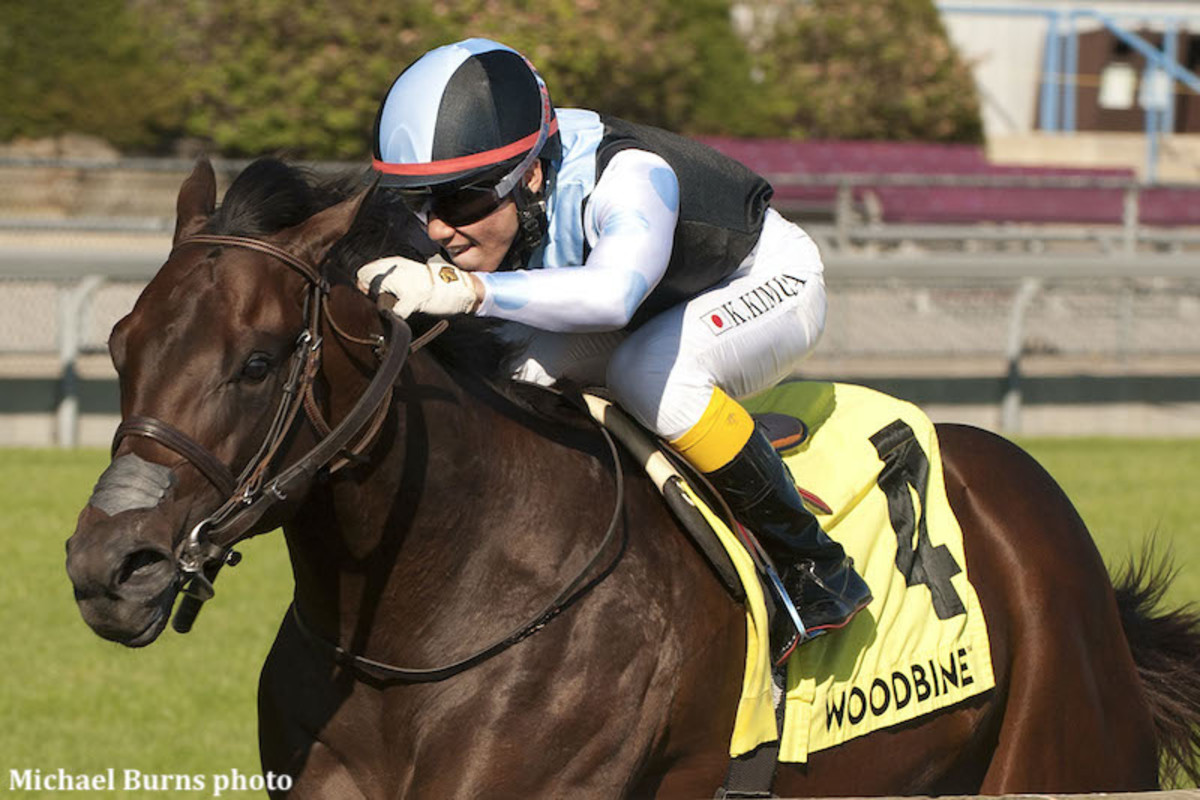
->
[701,274,806,335]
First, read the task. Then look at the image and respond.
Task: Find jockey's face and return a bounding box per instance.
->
[425,161,543,273]
[426,196,517,273]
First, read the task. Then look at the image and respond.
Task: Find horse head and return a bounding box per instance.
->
[65,158,396,646]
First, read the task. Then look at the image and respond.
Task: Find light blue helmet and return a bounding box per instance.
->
[372,38,559,192]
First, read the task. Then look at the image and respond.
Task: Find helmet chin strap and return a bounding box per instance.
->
[500,167,550,271]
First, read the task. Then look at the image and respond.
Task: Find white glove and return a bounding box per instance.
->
[356,256,478,318]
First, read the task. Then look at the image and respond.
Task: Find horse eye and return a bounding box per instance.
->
[241,354,274,382]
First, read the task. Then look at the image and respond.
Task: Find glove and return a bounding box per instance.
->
[356,256,478,318]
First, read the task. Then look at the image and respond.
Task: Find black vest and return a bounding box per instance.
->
[591,115,774,327]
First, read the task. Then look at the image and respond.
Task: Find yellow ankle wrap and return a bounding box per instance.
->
[670,388,754,473]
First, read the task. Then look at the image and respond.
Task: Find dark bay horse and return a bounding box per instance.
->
[66,158,1200,798]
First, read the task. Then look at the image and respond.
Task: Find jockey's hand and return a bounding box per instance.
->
[356,257,478,318]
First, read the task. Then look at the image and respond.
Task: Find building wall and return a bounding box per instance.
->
[941,11,1048,136]
[938,1,1200,138]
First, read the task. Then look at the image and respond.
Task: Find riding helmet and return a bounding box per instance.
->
[372,38,560,193]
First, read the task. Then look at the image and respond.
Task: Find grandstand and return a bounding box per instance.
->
[1,133,1199,445]
[703,137,1200,227]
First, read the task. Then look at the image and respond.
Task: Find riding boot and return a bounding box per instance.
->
[669,388,871,663]
[705,426,873,658]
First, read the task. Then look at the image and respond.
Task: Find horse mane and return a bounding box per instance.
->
[206,158,523,385]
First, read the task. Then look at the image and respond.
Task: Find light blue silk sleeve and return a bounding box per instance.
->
[476,149,679,332]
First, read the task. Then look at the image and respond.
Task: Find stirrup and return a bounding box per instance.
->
[771,625,803,668]
[763,563,807,667]
[769,560,872,666]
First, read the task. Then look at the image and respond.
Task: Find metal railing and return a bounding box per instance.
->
[769,172,1159,254]
[7,269,1196,446]
[2,160,1199,444]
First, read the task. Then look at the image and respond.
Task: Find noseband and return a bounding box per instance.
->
[111,234,428,630]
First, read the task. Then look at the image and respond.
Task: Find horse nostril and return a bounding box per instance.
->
[116,548,170,588]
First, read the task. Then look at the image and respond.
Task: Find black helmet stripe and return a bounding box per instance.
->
[432,50,542,162]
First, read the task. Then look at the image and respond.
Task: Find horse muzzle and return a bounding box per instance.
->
[66,505,182,647]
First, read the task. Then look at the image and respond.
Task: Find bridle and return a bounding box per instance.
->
[111,233,423,631]
[110,232,628,682]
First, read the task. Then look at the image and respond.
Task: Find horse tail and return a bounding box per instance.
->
[1112,539,1200,786]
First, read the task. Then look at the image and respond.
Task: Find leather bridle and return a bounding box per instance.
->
[111,233,425,630]
[110,232,628,681]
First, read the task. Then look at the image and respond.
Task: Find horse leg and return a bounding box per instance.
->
[634,590,746,799]
[938,425,1159,792]
[257,616,374,799]
[271,744,369,800]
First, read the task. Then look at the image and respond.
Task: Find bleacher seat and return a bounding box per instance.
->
[699,138,1200,226]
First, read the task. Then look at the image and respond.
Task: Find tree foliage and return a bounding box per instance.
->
[1,0,983,158]
[0,0,185,150]
[149,0,761,158]
[743,0,984,142]
[144,1,465,159]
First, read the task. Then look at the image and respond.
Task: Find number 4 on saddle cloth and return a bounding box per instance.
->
[583,381,996,766]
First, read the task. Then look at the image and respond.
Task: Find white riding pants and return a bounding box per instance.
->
[507,209,827,439]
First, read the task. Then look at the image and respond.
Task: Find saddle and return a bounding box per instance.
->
[578,385,996,799]
[580,394,811,650]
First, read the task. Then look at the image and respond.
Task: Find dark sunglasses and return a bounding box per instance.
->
[399,181,513,228]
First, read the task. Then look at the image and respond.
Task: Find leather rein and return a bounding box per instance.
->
[112,233,628,683]
[112,233,422,630]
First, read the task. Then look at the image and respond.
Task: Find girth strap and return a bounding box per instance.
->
[113,416,238,497]
[715,740,780,799]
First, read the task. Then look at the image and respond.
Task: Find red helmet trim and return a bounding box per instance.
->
[373,118,559,178]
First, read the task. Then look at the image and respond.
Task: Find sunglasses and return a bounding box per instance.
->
[399,181,514,228]
[388,61,554,229]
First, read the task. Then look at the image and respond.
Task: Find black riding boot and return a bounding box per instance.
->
[707,426,872,659]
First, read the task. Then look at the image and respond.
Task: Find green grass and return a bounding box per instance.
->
[1,450,292,798]
[1015,437,1200,609]
[1,442,1197,796]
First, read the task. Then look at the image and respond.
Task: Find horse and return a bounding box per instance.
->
[66,157,1200,798]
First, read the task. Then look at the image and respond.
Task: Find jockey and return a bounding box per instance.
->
[358,37,871,660]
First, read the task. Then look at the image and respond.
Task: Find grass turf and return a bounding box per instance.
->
[2,441,1196,796]
[1015,437,1200,607]
[1,449,292,798]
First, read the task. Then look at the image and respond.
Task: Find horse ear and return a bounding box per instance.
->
[174,157,217,244]
[286,187,370,266]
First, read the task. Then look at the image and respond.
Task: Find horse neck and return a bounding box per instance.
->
[284,348,601,661]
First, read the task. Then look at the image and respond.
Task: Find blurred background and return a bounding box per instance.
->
[3,3,1199,792]
[2,0,1200,445]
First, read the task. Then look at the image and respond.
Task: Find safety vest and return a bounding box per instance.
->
[537,110,775,328]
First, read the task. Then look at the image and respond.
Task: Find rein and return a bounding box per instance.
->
[112,233,420,631]
[112,232,629,682]
[291,409,628,683]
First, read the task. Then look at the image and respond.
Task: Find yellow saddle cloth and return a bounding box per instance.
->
[681,381,996,763]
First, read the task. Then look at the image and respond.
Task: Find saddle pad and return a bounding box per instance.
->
[690,381,996,763]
